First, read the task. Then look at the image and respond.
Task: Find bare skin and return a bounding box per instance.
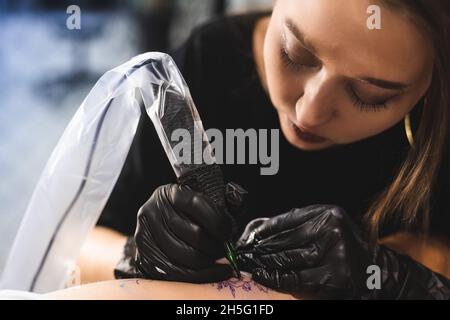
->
[47,229,448,300]
[76,227,127,284]
[380,233,450,279]
[45,277,296,300]
[76,0,448,294]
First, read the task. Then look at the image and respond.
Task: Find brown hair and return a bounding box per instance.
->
[365,1,450,240]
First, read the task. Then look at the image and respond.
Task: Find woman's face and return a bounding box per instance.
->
[263,0,434,151]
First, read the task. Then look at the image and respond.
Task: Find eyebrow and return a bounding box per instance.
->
[356,77,409,90]
[284,19,410,91]
[285,19,318,55]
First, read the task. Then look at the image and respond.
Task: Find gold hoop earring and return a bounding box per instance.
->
[404,97,426,148]
[404,113,414,147]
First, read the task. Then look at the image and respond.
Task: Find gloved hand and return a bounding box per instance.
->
[236,204,450,299]
[114,182,247,283]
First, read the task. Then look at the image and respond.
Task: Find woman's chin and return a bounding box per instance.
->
[286,133,332,151]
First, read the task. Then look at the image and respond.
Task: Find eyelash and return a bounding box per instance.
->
[280,46,309,72]
[347,86,389,112]
[280,47,389,112]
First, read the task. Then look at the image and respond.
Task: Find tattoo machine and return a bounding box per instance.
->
[145,56,241,279]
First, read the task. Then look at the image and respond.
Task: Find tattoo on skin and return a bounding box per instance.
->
[211,278,270,298]
[117,278,269,299]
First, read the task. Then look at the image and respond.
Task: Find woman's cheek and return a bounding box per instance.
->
[264,42,300,112]
[340,110,404,143]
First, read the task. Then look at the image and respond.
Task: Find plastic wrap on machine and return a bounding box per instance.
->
[0,52,199,293]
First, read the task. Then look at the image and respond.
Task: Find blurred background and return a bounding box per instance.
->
[0,0,273,273]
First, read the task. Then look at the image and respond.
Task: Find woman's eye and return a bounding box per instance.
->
[347,85,390,112]
[280,46,317,72]
[280,47,302,71]
[279,41,392,113]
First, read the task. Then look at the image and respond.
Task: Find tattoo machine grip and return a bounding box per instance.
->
[178,164,241,279]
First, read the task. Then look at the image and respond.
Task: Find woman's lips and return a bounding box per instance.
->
[289,121,327,144]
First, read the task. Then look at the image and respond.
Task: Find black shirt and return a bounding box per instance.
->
[97,12,449,238]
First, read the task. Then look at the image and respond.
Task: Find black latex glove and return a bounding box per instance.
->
[114,182,247,283]
[236,204,450,299]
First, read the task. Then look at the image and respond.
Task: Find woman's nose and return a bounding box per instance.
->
[295,71,335,128]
